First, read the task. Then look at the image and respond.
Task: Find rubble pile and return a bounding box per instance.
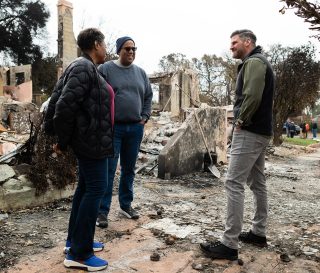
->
[137,112,182,175]
[0,99,77,208]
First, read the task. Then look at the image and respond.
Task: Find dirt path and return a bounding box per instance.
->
[1,144,320,273]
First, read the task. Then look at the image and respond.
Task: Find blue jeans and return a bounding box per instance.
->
[67,157,108,260]
[221,129,271,249]
[312,128,317,138]
[99,123,144,215]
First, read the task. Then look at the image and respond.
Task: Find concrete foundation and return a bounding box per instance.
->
[0,185,75,211]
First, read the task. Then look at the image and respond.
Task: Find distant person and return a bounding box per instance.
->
[97,36,153,228]
[289,121,296,138]
[305,122,309,138]
[200,29,274,260]
[312,119,318,139]
[299,122,306,138]
[48,28,114,271]
[285,119,291,137]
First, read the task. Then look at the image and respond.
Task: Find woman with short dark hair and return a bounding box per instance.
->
[50,27,113,271]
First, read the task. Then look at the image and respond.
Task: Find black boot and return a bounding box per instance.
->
[239,230,267,247]
[200,241,238,260]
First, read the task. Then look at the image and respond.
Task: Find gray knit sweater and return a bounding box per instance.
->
[98,60,153,123]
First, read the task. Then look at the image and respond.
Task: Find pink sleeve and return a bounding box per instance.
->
[106,83,114,128]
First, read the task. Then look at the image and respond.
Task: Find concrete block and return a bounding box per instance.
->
[158,107,227,179]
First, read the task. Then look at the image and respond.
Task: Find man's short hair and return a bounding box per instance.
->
[77,28,105,51]
[230,29,256,45]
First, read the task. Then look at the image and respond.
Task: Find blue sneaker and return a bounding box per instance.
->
[63,240,104,254]
[64,253,108,271]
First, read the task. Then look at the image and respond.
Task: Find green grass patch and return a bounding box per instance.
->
[283,136,318,146]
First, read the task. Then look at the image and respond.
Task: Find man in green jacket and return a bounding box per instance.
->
[200,29,274,260]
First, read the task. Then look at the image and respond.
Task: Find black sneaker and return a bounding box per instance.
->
[200,241,238,261]
[239,230,267,247]
[120,207,139,219]
[96,213,108,228]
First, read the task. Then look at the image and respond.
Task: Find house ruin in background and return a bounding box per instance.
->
[150,69,201,118]
[0,0,79,209]
[1,65,32,103]
[0,65,38,135]
[0,67,9,97]
[147,70,227,179]
[57,0,78,77]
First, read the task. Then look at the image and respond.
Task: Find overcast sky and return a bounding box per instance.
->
[41,0,319,74]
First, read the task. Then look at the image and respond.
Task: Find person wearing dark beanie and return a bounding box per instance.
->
[97,36,153,228]
[116,36,134,54]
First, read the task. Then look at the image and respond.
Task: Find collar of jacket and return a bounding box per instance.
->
[82,52,95,64]
[242,45,262,63]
